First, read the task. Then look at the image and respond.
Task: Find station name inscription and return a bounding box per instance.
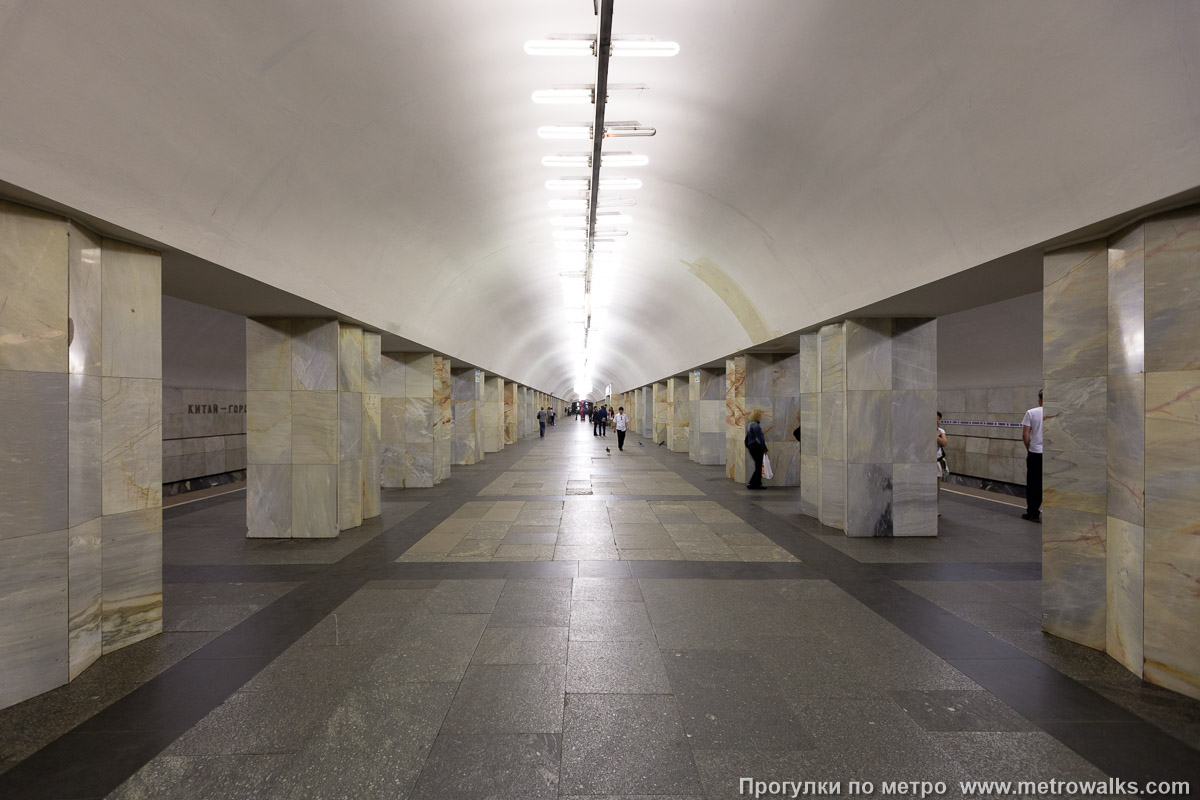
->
[187,404,246,414]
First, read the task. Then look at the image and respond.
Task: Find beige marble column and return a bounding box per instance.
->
[402,353,436,487]
[100,239,164,647]
[668,376,690,453]
[798,332,820,517]
[725,357,747,482]
[818,323,847,529]
[361,332,381,520]
[337,324,364,531]
[1041,242,1109,649]
[503,381,518,445]
[746,353,801,486]
[653,381,669,445]
[689,369,726,466]
[1040,206,1200,699]
[641,386,652,438]
[452,367,482,465]
[433,356,451,483]
[483,375,503,452]
[380,352,405,488]
[246,318,339,538]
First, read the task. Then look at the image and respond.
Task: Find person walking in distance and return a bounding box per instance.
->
[744,409,768,490]
[614,406,628,451]
[537,407,547,438]
[1021,390,1043,522]
[593,404,601,436]
[599,404,608,437]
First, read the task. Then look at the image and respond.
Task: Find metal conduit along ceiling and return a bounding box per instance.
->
[0,2,1198,399]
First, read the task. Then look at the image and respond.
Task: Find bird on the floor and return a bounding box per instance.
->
[658,441,665,446]
[638,441,643,447]
[605,447,610,454]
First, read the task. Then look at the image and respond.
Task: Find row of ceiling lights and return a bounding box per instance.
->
[525,2,678,398]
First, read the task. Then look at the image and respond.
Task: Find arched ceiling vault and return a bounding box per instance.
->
[1,1,1198,397]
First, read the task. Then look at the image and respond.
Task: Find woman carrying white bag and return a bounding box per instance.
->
[744,409,769,489]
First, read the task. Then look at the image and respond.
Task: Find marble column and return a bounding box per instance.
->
[1041,205,1200,700]
[380,352,405,488]
[818,324,847,529]
[1041,241,1109,649]
[642,386,652,438]
[433,356,452,483]
[798,332,821,517]
[653,381,669,445]
[361,332,381,520]
[725,356,747,483]
[746,353,801,486]
[337,324,364,531]
[668,376,690,453]
[483,375,503,452]
[689,369,726,465]
[503,381,518,445]
[1,202,163,710]
[246,318,338,538]
[452,367,482,465]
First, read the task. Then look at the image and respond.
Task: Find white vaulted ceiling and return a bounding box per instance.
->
[1,1,1198,397]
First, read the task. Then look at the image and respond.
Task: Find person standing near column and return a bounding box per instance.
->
[614,406,628,451]
[936,412,949,480]
[537,407,547,438]
[744,409,767,490]
[600,404,609,437]
[1021,390,1043,522]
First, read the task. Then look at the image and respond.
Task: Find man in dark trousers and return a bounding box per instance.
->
[598,404,608,437]
[1021,390,1043,522]
[614,406,629,451]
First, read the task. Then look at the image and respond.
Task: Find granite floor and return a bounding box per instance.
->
[1,418,1198,799]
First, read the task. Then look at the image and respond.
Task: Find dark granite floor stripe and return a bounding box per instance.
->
[867,561,1041,581]
[163,564,326,583]
[628,433,1200,785]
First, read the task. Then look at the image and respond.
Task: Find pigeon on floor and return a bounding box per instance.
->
[638,441,643,447]
[658,441,665,446]
[605,447,610,454]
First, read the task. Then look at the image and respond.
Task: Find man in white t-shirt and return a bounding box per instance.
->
[1021,389,1044,522]
[614,406,629,451]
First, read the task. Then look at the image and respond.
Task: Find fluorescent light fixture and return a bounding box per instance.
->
[553,229,587,240]
[549,197,588,210]
[600,152,648,167]
[532,87,593,104]
[538,125,591,140]
[542,153,589,168]
[525,38,594,56]
[545,178,590,190]
[598,177,642,190]
[597,196,637,208]
[556,241,587,251]
[551,215,588,226]
[593,228,629,237]
[611,38,680,57]
[603,123,656,138]
[592,241,624,252]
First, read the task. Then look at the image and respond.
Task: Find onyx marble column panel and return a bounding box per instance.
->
[402,353,436,488]
[503,380,518,445]
[380,352,406,488]
[889,319,938,537]
[652,381,669,445]
[844,319,893,537]
[337,324,364,531]
[433,356,452,483]
[246,318,339,538]
[361,332,382,519]
[483,375,502,452]
[724,357,747,482]
[689,369,725,465]
[1041,242,1109,650]
[452,368,481,465]
[798,332,820,517]
[746,352,801,486]
[1141,208,1200,699]
[818,324,846,530]
[100,239,163,648]
[668,376,689,453]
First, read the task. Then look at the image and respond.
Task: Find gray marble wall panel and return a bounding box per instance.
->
[101,507,162,652]
[1144,209,1200,373]
[0,200,67,373]
[292,464,338,538]
[892,319,937,390]
[846,318,891,391]
[893,462,938,537]
[246,318,291,391]
[669,376,689,453]
[482,375,502,453]
[503,381,517,445]
[0,528,68,710]
[0,370,69,540]
[452,369,480,465]
[247,463,291,539]
[1044,243,1107,379]
[291,391,338,464]
[1042,506,1108,650]
[433,357,452,483]
[1107,517,1144,678]
[381,354,406,486]
[247,390,292,465]
[724,359,746,482]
